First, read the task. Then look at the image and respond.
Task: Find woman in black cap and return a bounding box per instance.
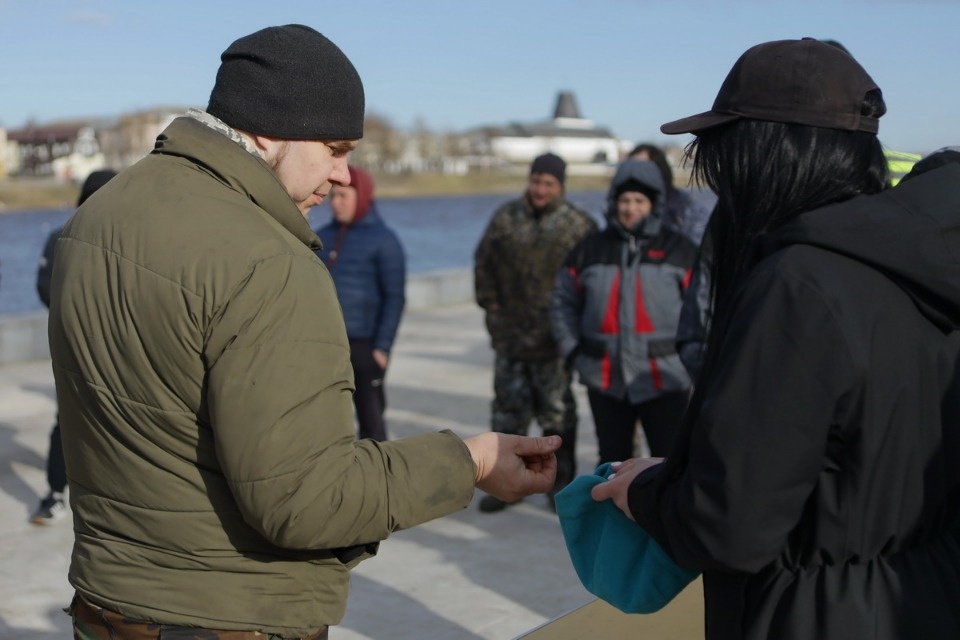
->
[591,38,960,639]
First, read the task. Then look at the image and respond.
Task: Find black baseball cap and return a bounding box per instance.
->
[661,38,882,135]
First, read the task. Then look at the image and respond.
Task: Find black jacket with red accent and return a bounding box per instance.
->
[630,163,960,639]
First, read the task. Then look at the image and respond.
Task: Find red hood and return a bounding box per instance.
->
[348,165,375,223]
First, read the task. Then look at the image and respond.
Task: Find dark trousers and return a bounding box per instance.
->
[350,339,387,441]
[587,389,689,463]
[47,418,67,494]
[490,354,578,491]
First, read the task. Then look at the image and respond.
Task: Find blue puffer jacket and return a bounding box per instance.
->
[315,205,406,353]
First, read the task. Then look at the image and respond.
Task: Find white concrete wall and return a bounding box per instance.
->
[0,268,475,366]
[491,135,622,164]
[404,268,473,311]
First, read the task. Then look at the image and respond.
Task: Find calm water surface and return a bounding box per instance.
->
[0,191,612,315]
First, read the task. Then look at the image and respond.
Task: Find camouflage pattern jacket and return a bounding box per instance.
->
[474,194,597,360]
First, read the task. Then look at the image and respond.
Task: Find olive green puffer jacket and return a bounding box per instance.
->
[49,116,475,638]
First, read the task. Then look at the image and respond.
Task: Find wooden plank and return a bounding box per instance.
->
[514,577,704,639]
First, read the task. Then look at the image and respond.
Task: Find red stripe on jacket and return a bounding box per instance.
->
[601,271,621,334]
[634,277,655,333]
[568,266,584,294]
[649,358,663,391]
[636,275,663,389]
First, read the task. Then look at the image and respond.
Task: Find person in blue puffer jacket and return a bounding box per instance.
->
[551,159,697,463]
[315,165,406,441]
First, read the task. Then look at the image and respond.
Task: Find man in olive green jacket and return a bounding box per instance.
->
[50,25,560,640]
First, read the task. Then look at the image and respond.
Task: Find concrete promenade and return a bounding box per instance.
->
[0,302,610,640]
[0,268,476,367]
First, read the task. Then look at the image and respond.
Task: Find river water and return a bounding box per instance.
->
[0,191,605,315]
[0,188,713,315]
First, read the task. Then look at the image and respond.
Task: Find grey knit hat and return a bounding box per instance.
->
[207,24,365,140]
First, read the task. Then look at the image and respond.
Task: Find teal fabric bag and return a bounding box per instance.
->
[554,463,700,614]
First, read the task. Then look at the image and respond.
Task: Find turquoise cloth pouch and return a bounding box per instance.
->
[554,462,700,614]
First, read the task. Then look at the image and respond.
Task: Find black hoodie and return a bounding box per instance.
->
[630,164,960,639]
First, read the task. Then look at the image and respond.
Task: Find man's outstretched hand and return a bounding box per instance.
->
[464,433,560,503]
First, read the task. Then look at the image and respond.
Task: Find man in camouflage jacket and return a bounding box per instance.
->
[474,153,598,512]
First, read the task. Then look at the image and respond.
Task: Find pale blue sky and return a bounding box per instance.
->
[1,0,956,154]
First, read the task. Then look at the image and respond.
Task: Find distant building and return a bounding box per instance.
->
[471,91,630,169]
[99,107,186,170]
[4,107,190,181]
[0,127,8,177]
[7,122,106,179]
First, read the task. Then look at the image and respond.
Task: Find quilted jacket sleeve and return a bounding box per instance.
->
[204,254,475,551]
[551,243,586,360]
[373,229,406,354]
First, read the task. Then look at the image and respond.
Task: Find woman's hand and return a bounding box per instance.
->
[590,457,664,521]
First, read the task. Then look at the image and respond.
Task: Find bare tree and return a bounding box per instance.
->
[354,112,404,171]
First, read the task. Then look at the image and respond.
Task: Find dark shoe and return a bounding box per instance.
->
[31,493,67,525]
[478,494,518,513]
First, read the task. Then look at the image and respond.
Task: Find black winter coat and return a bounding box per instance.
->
[630,164,960,639]
[37,227,60,308]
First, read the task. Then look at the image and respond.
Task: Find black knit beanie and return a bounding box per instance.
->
[530,153,566,185]
[207,24,365,140]
[77,169,117,206]
[614,178,659,205]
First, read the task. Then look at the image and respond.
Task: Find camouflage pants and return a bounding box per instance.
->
[491,354,578,490]
[70,595,328,640]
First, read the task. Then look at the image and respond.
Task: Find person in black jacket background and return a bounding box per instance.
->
[591,38,960,639]
[31,169,116,524]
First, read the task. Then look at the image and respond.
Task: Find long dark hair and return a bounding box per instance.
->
[682,90,888,426]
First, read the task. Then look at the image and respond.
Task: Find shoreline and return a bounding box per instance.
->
[0,171,616,215]
[0,177,79,214]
